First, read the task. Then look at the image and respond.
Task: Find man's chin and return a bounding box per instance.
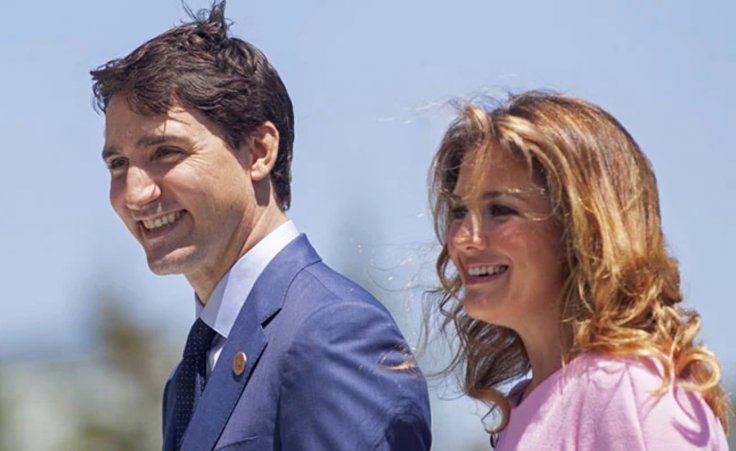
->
[145,248,197,275]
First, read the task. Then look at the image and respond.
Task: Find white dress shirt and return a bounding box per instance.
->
[194,220,299,374]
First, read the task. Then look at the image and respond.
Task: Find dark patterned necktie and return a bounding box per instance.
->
[174,318,217,449]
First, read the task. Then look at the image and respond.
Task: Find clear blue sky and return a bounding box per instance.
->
[1,0,734,446]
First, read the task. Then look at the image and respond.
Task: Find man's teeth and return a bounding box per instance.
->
[468,265,506,277]
[142,212,182,231]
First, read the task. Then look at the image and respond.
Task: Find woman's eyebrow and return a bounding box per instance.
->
[481,189,525,199]
[449,189,526,202]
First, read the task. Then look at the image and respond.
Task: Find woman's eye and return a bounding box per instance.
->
[489,204,517,216]
[449,206,468,220]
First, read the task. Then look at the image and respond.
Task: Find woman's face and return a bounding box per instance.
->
[446,147,566,334]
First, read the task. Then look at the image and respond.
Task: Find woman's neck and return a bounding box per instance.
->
[518,324,566,401]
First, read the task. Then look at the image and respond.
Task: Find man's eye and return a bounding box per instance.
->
[449,206,468,220]
[108,157,129,170]
[489,204,517,216]
[154,147,182,159]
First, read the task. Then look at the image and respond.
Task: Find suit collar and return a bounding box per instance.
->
[179,235,321,451]
[197,220,300,338]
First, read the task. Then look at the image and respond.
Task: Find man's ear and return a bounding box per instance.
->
[245,121,279,182]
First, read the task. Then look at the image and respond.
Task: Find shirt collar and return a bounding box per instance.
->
[195,220,299,338]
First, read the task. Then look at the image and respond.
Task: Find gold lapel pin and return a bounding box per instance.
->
[233,351,247,376]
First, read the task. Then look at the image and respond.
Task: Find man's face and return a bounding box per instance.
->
[102,96,257,283]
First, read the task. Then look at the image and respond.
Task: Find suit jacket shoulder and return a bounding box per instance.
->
[171,235,431,451]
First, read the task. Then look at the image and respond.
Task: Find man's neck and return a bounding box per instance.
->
[188,207,288,303]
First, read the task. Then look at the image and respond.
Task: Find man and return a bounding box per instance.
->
[92,2,431,450]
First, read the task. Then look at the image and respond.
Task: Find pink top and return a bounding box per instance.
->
[495,354,728,450]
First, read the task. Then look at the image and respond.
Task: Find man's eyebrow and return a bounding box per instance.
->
[101,134,190,159]
[101,146,120,160]
[136,135,172,148]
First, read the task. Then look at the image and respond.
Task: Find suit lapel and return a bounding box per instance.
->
[179,235,321,451]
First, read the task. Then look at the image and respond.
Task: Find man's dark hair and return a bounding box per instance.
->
[91,1,295,210]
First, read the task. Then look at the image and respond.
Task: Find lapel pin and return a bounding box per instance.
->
[233,351,247,376]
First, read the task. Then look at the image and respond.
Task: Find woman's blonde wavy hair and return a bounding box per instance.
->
[430,91,729,432]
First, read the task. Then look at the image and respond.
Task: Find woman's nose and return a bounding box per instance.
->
[452,213,487,251]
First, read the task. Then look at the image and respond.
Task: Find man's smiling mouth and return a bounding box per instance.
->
[141,211,184,231]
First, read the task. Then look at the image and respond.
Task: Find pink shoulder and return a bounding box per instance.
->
[563,354,662,390]
[561,354,728,449]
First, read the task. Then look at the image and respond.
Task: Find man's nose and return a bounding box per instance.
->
[124,166,161,210]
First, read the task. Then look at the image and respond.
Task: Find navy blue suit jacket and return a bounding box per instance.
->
[162,235,431,450]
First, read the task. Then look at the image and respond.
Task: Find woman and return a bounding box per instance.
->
[430,92,729,449]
